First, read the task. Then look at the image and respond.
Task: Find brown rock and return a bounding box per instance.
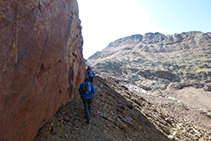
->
[0,0,85,141]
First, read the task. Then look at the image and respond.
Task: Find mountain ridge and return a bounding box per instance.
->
[89,31,210,60]
[87,31,211,91]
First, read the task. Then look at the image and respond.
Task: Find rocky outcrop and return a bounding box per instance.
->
[142,32,166,44]
[87,31,211,91]
[204,84,211,91]
[0,0,85,141]
[107,34,143,48]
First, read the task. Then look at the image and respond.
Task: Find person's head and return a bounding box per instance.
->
[87,66,91,70]
[85,78,90,82]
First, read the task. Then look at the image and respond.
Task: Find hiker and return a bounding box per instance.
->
[86,66,95,83]
[78,78,95,123]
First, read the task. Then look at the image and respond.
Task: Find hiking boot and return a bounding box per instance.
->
[85,120,90,124]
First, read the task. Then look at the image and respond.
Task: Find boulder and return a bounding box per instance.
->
[204,84,211,91]
[170,82,183,90]
[142,32,154,41]
[196,33,211,46]
[0,0,85,141]
[154,70,179,82]
[153,32,166,43]
[173,33,183,43]
[164,35,174,44]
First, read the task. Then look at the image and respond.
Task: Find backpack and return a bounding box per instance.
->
[83,82,91,95]
[89,70,92,75]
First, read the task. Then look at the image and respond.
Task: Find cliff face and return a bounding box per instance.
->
[0,0,85,141]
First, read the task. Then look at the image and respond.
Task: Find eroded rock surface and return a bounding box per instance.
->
[0,0,85,140]
[87,31,211,91]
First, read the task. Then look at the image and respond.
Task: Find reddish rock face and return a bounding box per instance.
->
[0,0,85,140]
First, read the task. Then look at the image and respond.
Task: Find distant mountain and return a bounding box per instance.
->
[87,31,211,91]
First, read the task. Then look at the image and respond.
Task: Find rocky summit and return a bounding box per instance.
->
[87,31,211,91]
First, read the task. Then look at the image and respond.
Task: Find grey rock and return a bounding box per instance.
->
[173,33,183,43]
[165,35,174,44]
[204,84,211,91]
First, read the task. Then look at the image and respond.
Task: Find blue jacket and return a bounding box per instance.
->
[79,81,95,99]
[87,69,95,77]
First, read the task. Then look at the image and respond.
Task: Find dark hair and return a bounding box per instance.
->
[85,78,90,82]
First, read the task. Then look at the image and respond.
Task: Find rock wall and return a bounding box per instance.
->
[0,0,85,140]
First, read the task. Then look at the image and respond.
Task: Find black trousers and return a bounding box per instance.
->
[89,76,93,83]
[83,98,92,122]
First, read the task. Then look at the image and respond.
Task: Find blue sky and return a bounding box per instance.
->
[77,0,211,59]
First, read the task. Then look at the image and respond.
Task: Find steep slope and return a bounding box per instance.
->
[34,75,170,141]
[98,72,211,140]
[0,0,85,140]
[87,32,211,91]
[34,75,211,140]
